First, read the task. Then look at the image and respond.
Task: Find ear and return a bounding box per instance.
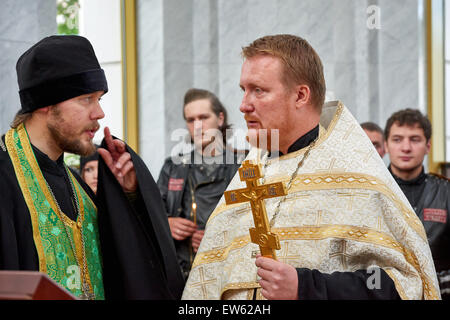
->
[35,106,51,115]
[294,84,311,109]
[425,139,431,154]
[218,112,225,127]
[384,140,389,154]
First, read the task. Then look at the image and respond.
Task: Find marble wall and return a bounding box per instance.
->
[0,1,425,177]
[0,0,56,134]
[80,0,124,143]
[137,0,426,176]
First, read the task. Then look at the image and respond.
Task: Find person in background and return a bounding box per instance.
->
[157,88,246,281]
[384,108,450,299]
[361,122,386,158]
[80,146,99,194]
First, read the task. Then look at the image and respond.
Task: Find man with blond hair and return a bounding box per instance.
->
[0,35,184,299]
[182,34,440,300]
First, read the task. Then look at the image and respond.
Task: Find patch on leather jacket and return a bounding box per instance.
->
[168,178,184,191]
[423,208,447,223]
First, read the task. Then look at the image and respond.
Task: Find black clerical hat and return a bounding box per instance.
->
[16,35,108,114]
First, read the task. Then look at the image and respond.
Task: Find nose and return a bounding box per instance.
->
[92,101,105,120]
[194,120,203,130]
[239,104,255,114]
[193,120,204,135]
[400,140,412,152]
[239,93,255,114]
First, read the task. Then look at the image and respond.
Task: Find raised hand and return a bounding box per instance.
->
[98,126,137,193]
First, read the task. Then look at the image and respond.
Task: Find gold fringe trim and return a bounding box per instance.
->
[6,128,47,273]
[194,224,439,300]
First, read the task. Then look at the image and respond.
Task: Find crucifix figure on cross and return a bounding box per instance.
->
[224,160,287,259]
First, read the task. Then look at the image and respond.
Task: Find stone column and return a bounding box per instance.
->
[0,0,56,134]
[136,0,425,176]
[137,0,195,176]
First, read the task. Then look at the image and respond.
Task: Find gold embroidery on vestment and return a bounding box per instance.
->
[6,129,47,273]
[208,172,427,243]
[6,125,96,294]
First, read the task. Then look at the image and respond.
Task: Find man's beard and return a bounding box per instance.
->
[47,108,97,157]
[48,123,96,156]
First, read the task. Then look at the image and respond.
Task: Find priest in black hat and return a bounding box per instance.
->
[0,35,184,300]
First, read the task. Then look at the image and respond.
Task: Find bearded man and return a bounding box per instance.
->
[0,35,184,300]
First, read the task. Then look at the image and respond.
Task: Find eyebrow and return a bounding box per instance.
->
[186,113,210,119]
[391,134,423,139]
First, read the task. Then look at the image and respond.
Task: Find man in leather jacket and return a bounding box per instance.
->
[384,108,450,299]
[157,88,246,281]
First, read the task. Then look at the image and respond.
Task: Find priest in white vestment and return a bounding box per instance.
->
[182,34,440,300]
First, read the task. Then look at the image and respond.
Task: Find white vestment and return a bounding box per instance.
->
[182,101,440,300]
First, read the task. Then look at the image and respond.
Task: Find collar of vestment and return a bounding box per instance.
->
[31,143,66,176]
[389,165,426,186]
[279,125,319,157]
[4,123,104,300]
[266,125,319,158]
[182,101,441,301]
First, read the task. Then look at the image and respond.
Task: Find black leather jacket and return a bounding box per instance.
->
[390,166,450,298]
[157,149,246,280]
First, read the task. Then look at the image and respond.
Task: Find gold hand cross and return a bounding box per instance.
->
[224,160,286,259]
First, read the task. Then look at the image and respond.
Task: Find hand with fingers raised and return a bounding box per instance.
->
[98,127,137,193]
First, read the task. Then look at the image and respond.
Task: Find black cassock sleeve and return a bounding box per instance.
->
[297,268,401,300]
[96,138,184,300]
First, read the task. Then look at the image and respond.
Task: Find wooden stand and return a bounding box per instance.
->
[0,271,78,300]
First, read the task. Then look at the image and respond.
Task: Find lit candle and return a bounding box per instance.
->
[191,202,197,225]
